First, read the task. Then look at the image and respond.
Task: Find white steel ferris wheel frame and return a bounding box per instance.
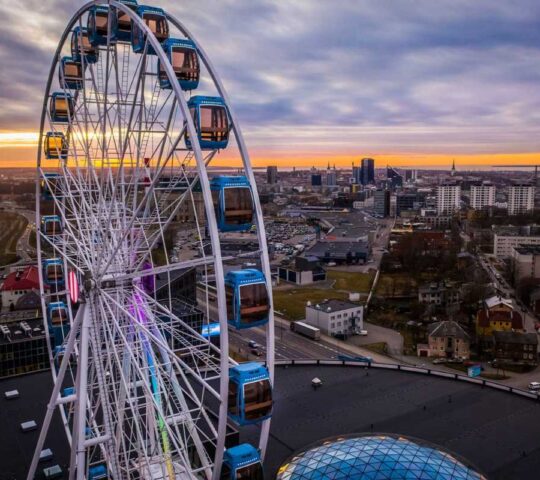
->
[28,1,275,478]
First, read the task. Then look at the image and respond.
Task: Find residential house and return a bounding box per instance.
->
[426,320,470,360]
[492,331,538,367]
[418,281,461,307]
[475,296,523,338]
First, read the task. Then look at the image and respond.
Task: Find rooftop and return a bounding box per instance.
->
[493,331,538,345]
[1,265,40,292]
[306,299,361,313]
[428,320,469,340]
[242,364,540,479]
[0,318,45,346]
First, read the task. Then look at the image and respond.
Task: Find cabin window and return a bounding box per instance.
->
[223,188,253,225]
[171,47,198,81]
[117,8,133,32]
[239,283,269,325]
[199,106,228,142]
[65,62,82,79]
[243,380,272,421]
[236,463,263,480]
[47,265,62,281]
[95,12,109,35]
[51,309,67,325]
[143,14,168,42]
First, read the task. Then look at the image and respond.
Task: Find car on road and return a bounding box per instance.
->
[432,358,446,365]
[528,382,540,391]
[248,340,260,349]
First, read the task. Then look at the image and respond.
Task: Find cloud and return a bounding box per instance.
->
[1,0,539,160]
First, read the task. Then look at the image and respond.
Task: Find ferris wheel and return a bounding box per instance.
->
[28,1,274,479]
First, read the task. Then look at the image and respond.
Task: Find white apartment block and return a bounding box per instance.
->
[436,183,461,215]
[511,245,540,282]
[305,299,363,336]
[470,183,495,210]
[494,226,540,258]
[508,184,535,216]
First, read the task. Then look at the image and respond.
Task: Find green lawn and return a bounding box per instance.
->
[273,270,373,321]
[0,211,27,265]
[327,270,374,292]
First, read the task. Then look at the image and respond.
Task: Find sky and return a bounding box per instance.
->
[0,0,539,168]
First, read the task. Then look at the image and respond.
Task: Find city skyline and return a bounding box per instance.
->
[1,0,539,167]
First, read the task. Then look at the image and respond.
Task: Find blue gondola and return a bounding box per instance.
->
[61,386,75,397]
[114,0,139,42]
[44,132,68,160]
[186,96,230,150]
[210,176,254,232]
[131,6,169,55]
[49,92,74,123]
[40,173,62,200]
[228,362,272,425]
[88,465,108,480]
[43,259,65,287]
[88,6,113,46]
[41,215,63,237]
[47,301,69,347]
[71,27,98,64]
[221,444,264,480]
[59,56,84,90]
[47,301,68,325]
[225,269,269,329]
[54,345,65,369]
[158,38,199,91]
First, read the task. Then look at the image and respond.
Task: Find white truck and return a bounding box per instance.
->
[290,321,321,341]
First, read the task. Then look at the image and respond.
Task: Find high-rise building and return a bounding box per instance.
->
[352,162,361,184]
[326,164,337,187]
[266,165,278,184]
[436,182,461,215]
[508,184,535,216]
[470,182,495,210]
[387,166,403,189]
[311,173,322,187]
[360,158,375,185]
[374,188,390,217]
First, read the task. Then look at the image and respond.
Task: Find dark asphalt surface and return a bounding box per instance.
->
[242,365,540,479]
[3,366,539,479]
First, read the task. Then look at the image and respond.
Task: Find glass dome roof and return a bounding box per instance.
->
[276,434,486,480]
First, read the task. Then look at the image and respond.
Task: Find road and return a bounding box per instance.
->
[479,253,538,335]
[229,315,394,364]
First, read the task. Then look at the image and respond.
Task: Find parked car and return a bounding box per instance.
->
[432,358,446,365]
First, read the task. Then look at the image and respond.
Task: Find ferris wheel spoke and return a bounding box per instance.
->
[94,292,215,474]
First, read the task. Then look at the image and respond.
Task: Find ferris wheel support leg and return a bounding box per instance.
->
[26,303,86,480]
[75,305,91,480]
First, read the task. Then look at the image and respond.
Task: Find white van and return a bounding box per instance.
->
[528,382,540,391]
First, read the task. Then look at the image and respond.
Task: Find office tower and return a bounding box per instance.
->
[374,188,391,217]
[360,158,375,185]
